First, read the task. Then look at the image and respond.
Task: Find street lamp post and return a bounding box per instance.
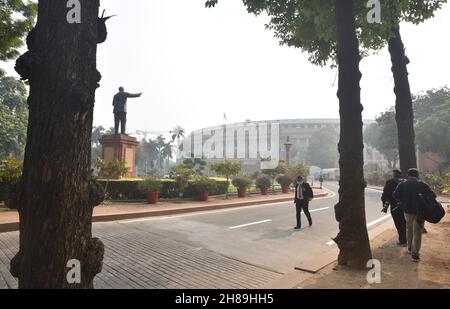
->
[284,136,293,167]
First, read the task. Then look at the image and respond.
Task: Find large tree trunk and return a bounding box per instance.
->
[333,0,372,269]
[10,0,105,288]
[388,25,417,175]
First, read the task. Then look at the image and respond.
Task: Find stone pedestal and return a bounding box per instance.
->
[99,134,140,179]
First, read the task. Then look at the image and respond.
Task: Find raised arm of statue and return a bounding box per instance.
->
[125,92,142,98]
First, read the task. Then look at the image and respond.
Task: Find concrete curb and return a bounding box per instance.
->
[262,220,395,289]
[0,192,329,233]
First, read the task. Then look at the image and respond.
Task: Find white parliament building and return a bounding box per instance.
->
[177,119,387,175]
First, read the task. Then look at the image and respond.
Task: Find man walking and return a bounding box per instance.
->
[394,168,436,262]
[294,176,314,230]
[113,87,142,135]
[382,169,406,246]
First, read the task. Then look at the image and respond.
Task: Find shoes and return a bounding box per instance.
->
[294,226,301,230]
[407,248,412,255]
[397,242,407,247]
[412,254,420,263]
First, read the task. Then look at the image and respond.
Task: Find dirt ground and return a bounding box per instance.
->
[298,211,450,289]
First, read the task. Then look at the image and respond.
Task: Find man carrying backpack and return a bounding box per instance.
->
[394,168,437,262]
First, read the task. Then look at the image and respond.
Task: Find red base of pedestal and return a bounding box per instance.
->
[99,134,140,179]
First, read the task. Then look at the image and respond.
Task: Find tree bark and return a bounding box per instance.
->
[10,0,105,288]
[388,25,417,175]
[333,0,372,269]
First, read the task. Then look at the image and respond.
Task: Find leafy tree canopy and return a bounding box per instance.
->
[0,0,37,61]
[416,100,450,169]
[206,0,445,66]
[306,126,339,168]
[413,86,450,122]
[364,109,399,168]
[0,74,28,159]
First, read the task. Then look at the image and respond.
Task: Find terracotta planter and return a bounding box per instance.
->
[282,187,290,194]
[147,192,159,204]
[260,187,268,195]
[237,188,247,198]
[199,191,209,202]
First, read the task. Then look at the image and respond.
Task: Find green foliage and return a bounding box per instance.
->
[255,175,271,189]
[171,125,185,143]
[91,126,105,165]
[0,0,37,61]
[262,164,287,193]
[231,177,253,190]
[416,100,450,170]
[97,159,130,180]
[262,164,286,178]
[0,157,22,201]
[306,126,339,168]
[285,164,309,180]
[210,160,243,180]
[0,75,28,159]
[413,87,450,122]
[183,157,207,176]
[171,165,195,197]
[206,1,444,66]
[276,175,293,187]
[191,176,218,194]
[422,172,450,195]
[96,178,229,200]
[364,109,399,168]
[135,135,173,172]
[138,177,163,193]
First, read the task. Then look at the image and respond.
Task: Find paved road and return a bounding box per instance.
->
[0,182,389,289]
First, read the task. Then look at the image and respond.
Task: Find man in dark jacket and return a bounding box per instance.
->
[382,169,406,246]
[294,176,314,230]
[113,87,142,135]
[394,168,436,262]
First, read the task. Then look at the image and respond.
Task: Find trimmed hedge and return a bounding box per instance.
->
[97,179,229,200]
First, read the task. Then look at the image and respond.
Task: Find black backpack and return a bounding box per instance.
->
[417,191,445,224]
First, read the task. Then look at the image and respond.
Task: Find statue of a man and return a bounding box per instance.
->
[112,87,142,135]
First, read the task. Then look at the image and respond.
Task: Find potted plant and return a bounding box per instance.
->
[276,175,293,194]
[138,177,163,204]
[256,176,271,195]
[232,177,252,198]
[170,165,194,199]
[192,177,217,201]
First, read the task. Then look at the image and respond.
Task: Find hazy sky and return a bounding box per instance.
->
[4,1,450,137]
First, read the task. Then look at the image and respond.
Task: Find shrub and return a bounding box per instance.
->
[138,177,163,193]
[170,165,195,197]
[365,171,390,187]
[0,158,23,202]
[96,178,228,200]
[232,177,253,190]
[255,176,271,189]
[422,173,450,195]
[191,177,217,194]
[276,175,293,188]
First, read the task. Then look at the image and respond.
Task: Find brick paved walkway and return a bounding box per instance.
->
[0,222,281,289]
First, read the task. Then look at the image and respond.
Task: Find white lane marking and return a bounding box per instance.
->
[366,187,383,192]
[318,186,337,199]
[366,214,392,228]
[326,214,392,246]
[229,220,272,230]
[227,207,330,230]
[118,192,337,224]
[117,188,338,224]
